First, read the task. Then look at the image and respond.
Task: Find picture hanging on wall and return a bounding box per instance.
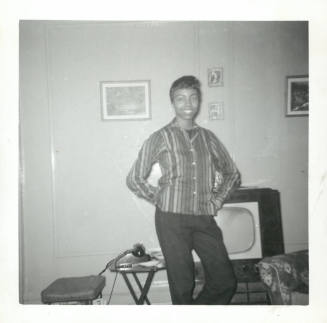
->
[286,75,309,117]
[208,102,224,120]
[208,67,224,87]
[100,80,151,120]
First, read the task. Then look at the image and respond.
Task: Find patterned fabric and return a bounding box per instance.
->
[257,250,309,305]
[126,118,240,216]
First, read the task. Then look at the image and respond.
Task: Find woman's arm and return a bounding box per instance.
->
[126,132,163,204]
[207,130,241,206]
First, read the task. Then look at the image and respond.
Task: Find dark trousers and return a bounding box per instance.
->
[155,207,237,305]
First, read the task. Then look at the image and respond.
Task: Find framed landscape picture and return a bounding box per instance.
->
[286,75,309,116]
[100,80,151,120]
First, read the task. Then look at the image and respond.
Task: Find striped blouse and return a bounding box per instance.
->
[126,118,241,216]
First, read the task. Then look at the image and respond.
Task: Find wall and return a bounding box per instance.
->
[20,21,308,303]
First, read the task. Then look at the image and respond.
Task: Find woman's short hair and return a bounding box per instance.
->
[169,75,201,103]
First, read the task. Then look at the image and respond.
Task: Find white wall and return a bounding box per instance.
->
[19,21,308,303]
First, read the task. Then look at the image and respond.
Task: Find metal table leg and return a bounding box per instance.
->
[120,271,155,305]
[121,272,139,304]
[132,271,155,305]
[131,272,151,304]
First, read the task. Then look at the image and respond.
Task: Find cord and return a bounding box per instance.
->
[107,272,118,305]
[97,252,130,305]
[98,258,115,276]
[97,246,144,304]
[97,257,118,305]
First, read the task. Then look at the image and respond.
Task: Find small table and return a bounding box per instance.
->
[109,261,165,305]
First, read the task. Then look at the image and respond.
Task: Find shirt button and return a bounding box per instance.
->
[193,177,196,180]
[192,162,196,165]
[193,191,197,195]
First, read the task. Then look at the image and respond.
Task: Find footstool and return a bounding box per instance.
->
[41,275,106,304]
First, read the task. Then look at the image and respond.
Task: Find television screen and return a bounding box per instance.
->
[217,202,262,260]
[217,206,255,253]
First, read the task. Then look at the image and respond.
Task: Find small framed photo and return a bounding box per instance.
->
[100,80,151,120]
[286,75,309,116]
[208,102,224,120]
[208,67,224,87]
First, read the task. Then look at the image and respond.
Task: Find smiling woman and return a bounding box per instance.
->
[126,75,241,305]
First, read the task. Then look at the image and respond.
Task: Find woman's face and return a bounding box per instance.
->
[172,88,200,121]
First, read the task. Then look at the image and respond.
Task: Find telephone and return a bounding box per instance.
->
[131,243,147,257]
[98,243,152,275]
[114,243,151,269]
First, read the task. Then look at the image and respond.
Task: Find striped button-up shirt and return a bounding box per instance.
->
[126,118,241,216]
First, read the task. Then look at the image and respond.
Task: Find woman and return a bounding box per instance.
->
[126,75,241,304]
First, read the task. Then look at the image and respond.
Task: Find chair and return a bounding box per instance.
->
[41,275,106,304]
[257,250,308,305]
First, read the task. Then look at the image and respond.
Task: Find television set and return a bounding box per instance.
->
[193,188,284,264]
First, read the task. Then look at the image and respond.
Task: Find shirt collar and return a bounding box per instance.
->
[169,117,199,130]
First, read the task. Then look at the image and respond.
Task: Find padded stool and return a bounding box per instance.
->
[41,275,105,304]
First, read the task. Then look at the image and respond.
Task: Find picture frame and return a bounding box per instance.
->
[100,80,151,120]
[286,75,309,117]
[208,101,224,120]
[208,67,224,87]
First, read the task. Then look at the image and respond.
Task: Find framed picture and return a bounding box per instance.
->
[208,67,224,87]
[100,80,151,120]
[208,102,224,120]
[286,75,309,116]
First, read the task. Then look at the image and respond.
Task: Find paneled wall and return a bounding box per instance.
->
[20,21,308,303]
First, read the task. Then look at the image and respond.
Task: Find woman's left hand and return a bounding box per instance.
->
[210,197,223,214]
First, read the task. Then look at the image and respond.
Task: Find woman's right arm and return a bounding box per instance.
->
[126,132,162,205]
